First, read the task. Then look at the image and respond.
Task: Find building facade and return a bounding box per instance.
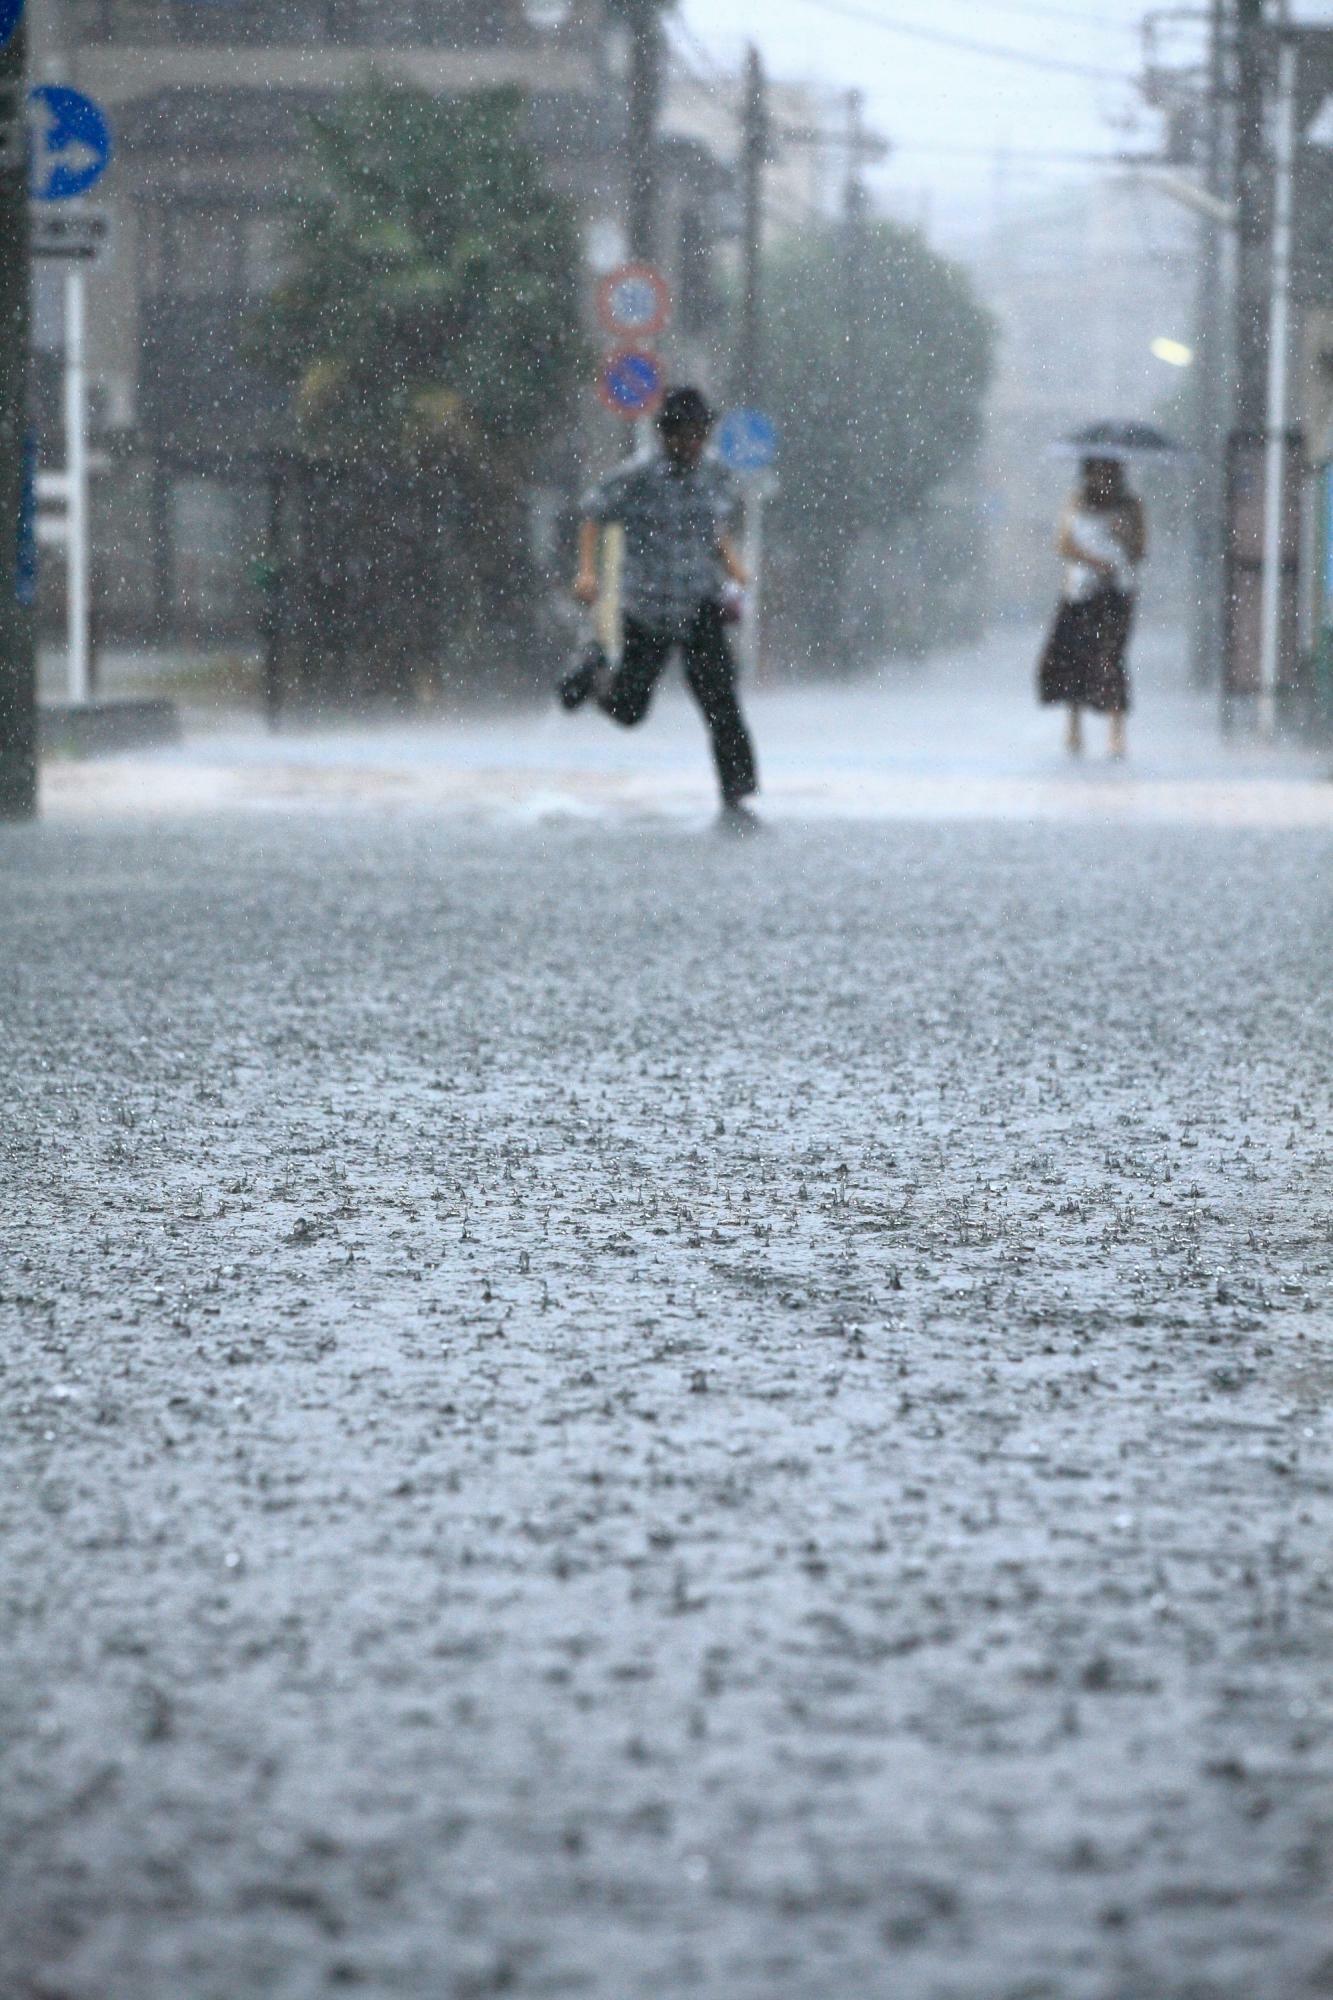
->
[30,0,732,642]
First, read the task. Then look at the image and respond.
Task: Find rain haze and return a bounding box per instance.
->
[680,0,1159,243]
[2,2,1333,1998]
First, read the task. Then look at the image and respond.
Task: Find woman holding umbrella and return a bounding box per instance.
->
[1038,442,1150,759]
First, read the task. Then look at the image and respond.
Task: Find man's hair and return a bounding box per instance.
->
[657,386,715,434]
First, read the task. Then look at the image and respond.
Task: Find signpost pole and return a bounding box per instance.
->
[26,83,113,712]
[0,6,36,819]
[64,260,89,704]
[742,479,766,686]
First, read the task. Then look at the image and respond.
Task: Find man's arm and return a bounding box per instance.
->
[573,518,602,606]
[718,531,750,589]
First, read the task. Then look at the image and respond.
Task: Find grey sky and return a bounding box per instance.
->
[677,0,1333,247]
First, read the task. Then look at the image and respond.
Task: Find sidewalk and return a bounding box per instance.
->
[41,624,1333,829]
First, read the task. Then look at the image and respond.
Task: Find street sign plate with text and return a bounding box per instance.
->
[31,206,110,260]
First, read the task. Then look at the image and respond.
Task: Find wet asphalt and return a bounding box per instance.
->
[2,803,1331,2000]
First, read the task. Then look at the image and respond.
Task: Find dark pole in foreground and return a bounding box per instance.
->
[626,0,663,264]
[0,12,36,820]
[737,42,767,407]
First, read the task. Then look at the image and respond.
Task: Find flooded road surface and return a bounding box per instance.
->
[4,637,1332,1999]
[42,627,1333,832]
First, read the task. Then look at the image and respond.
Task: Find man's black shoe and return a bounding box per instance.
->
[718,799,761,836]
[558,644,606,712]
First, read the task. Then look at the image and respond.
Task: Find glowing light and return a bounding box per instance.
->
[1151,337,1194,368]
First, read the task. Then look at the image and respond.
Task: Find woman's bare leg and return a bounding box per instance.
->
[1066,705,1084,756]
[1108,712,1127,760]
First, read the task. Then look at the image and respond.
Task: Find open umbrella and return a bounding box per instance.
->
[1050,420,1187,462]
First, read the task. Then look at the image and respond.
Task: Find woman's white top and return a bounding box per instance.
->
[1064,507,1138,603]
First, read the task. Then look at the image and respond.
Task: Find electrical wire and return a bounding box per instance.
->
[891,140,1127,160]
[916,0,1134,32]
[669,17,735,92]
[783,0,1137,85]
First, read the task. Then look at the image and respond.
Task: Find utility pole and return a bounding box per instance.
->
[1221,0,1272,723]
[625,0,664,264]
[842,89,871,412]
[1257,29,1297,736]
[0,5,36,820]
[1190,0,1232,689]
[1234,0,1268,436]
[736,41,767,407]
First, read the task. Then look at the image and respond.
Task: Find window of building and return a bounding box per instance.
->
[170,477,261,627]
[165,208,245,296]
[243,215,290,294]
[73,0,512,45]
[169,0,266,46]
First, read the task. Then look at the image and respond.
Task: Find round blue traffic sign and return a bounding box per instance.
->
[600,349,664,421]
[29,85,113,203]
[1,1,25,51]
[717,408,779,474]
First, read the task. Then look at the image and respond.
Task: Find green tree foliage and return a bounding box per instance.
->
[259,75,586,466]
[254,78,588,701]
[764,222,995,666]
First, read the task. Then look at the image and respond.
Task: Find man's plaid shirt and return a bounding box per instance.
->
[585,453,741,639]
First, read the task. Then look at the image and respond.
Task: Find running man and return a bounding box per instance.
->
[560,387,760,827]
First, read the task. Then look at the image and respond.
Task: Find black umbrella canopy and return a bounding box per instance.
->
[1053,420,1187,461]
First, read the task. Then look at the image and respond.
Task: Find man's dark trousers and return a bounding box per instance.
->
[598,601,758,806]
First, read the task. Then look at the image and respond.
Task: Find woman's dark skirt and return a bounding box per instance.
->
[1038,587,1134,714]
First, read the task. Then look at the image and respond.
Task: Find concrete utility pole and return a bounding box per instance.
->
[842,90,871,417]
[1257,30,1298,735]
[736,42,767,408]
[0,7,36,820]
[625,0,664,263]
[1234,0,1269,435]
[1190,0,1232,689]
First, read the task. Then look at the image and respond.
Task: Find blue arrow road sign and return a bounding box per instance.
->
[29,85,112,203]
[717,408,779,475]
[601,350,664,419]
[1,1,25,50]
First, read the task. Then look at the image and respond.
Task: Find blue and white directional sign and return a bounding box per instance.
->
[29,85,112,203]
[600,349,664,421]
[1,1,25,51]
[717,408,779,475]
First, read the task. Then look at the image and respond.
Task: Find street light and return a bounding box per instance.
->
[524,0,573,27]
[1151,337,1195,367]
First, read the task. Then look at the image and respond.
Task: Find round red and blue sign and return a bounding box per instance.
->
[597,264,672,343]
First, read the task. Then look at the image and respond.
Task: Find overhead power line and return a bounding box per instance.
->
[934,0,1133,30]
[893,140,1127,160]
[787,0,1137,84]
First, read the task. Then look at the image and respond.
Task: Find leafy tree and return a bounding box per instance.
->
[763,222,995,668]
[254,77,588,702]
